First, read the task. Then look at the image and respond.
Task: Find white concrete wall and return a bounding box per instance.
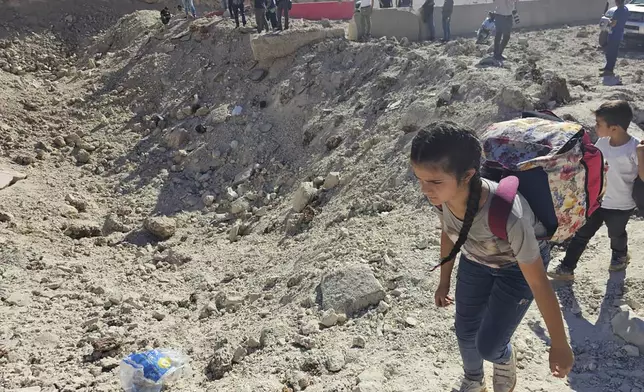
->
[350,0,608,41]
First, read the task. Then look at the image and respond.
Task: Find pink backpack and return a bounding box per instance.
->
[481,111,607,243]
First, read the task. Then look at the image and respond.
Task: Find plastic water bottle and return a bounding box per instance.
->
[119,349,188,392]
[512,9,520,25]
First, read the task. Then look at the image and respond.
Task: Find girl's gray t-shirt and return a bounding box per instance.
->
[435,179,547,267]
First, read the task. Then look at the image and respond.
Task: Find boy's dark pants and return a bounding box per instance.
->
[277,1,289,29]
[562,207,632,270]
[232,4,246,27]
[605,38,620,72]
[255,9,268,32]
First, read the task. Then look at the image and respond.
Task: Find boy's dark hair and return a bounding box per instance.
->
[410,122,483,266]
[594,100,633,132]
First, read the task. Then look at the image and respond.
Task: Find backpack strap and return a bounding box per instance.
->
[489,176,519,241]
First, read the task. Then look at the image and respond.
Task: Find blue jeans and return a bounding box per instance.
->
[455,242,550,382]
[183,0,196,16]
[442,14,451,41]
[426,19,435,40]
[604,38,620,72]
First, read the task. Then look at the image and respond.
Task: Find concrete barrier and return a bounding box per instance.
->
[251,27,345,61]
[289,1,355,20]
[350,0,607,41]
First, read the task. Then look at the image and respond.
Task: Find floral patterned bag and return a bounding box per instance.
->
[480,113,607,243]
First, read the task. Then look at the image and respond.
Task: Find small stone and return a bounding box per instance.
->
[323,172,341,189]
[404,317,418,327]
[232,345,247,363]
[75,149,91,164]
[337,313,348,324]
[624,345,640,357]
[5,292,31,307]
[230,198,250,214]
[65,193,90,212]
[320,309,339,328]
[352,336,366,348]
[325,350,345,372]
[202,194,215,206]
[53,136,66,147]
[376,300,391,314]
[325,135,343,150]
[293,182,318,212]
[207,348,233,380]
[0,210,14,222]
[301,319,320,335]
[246,336,261,349]
[152,311,166,321]
[226,187,239,200]
[195,106,211,116]
[199,302,220,319]
[391,288,403,297]
[99,357,120,371]
[249,68,267,82]
[144,216,176,239]
[228,223,241,242]
[293,334,316,350]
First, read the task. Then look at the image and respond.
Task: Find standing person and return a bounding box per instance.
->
[549,101,644,280]
[357,0,373,41]
[380,0,393,8]
[254,0,269,33]
[231,0,247,27]
[411,123,574,392]
[420,0,436,41]
[397,0,412,7]
[277,0,290,30]
[182,0,197,18]
[492,0,516,61]
[266,0,279,29]
[601,0,629,77]
[442,0,454,42]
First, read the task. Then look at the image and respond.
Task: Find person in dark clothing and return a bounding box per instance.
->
[420,0,435,41]
[277,0,290,29]
[397,0,412,8]
[441,0,454,42]
[601,0,629,77]
[379,0,393,8]
[493,0,516,61]
[254,0,269,33]
[231,0,246,27]
[160,7,172,25]
[266,0,279,29]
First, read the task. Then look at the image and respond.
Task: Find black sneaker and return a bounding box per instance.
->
[547,264,575,281]
[609,253,630,272]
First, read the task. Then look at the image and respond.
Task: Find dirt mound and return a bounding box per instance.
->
[2,10,644,392]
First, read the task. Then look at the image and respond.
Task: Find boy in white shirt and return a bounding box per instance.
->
[549,100,644,280]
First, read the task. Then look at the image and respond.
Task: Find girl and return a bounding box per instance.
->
[410,122,574,392]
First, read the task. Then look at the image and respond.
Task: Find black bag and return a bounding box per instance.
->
[634,177,644,216]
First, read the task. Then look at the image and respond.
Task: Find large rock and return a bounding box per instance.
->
[0,170,26,190]
[144,216,177,239]
[251,27,345,62]
[540,72,571,105]
[318,264,386,317]
[612,305,644,351]
[293,182,318,212]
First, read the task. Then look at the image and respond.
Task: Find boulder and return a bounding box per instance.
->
[318,264,385,316]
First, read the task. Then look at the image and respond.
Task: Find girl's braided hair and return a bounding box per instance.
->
[411,121,483,265]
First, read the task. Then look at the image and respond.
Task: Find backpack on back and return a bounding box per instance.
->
[481,111,607,243]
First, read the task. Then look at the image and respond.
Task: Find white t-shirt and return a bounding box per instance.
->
[361,0,372,7]
[494,0,516,15]
[596,136,640,210]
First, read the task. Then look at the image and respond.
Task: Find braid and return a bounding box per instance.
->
[439,173,482,265]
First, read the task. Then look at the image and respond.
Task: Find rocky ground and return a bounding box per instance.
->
[2,6,644,392]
